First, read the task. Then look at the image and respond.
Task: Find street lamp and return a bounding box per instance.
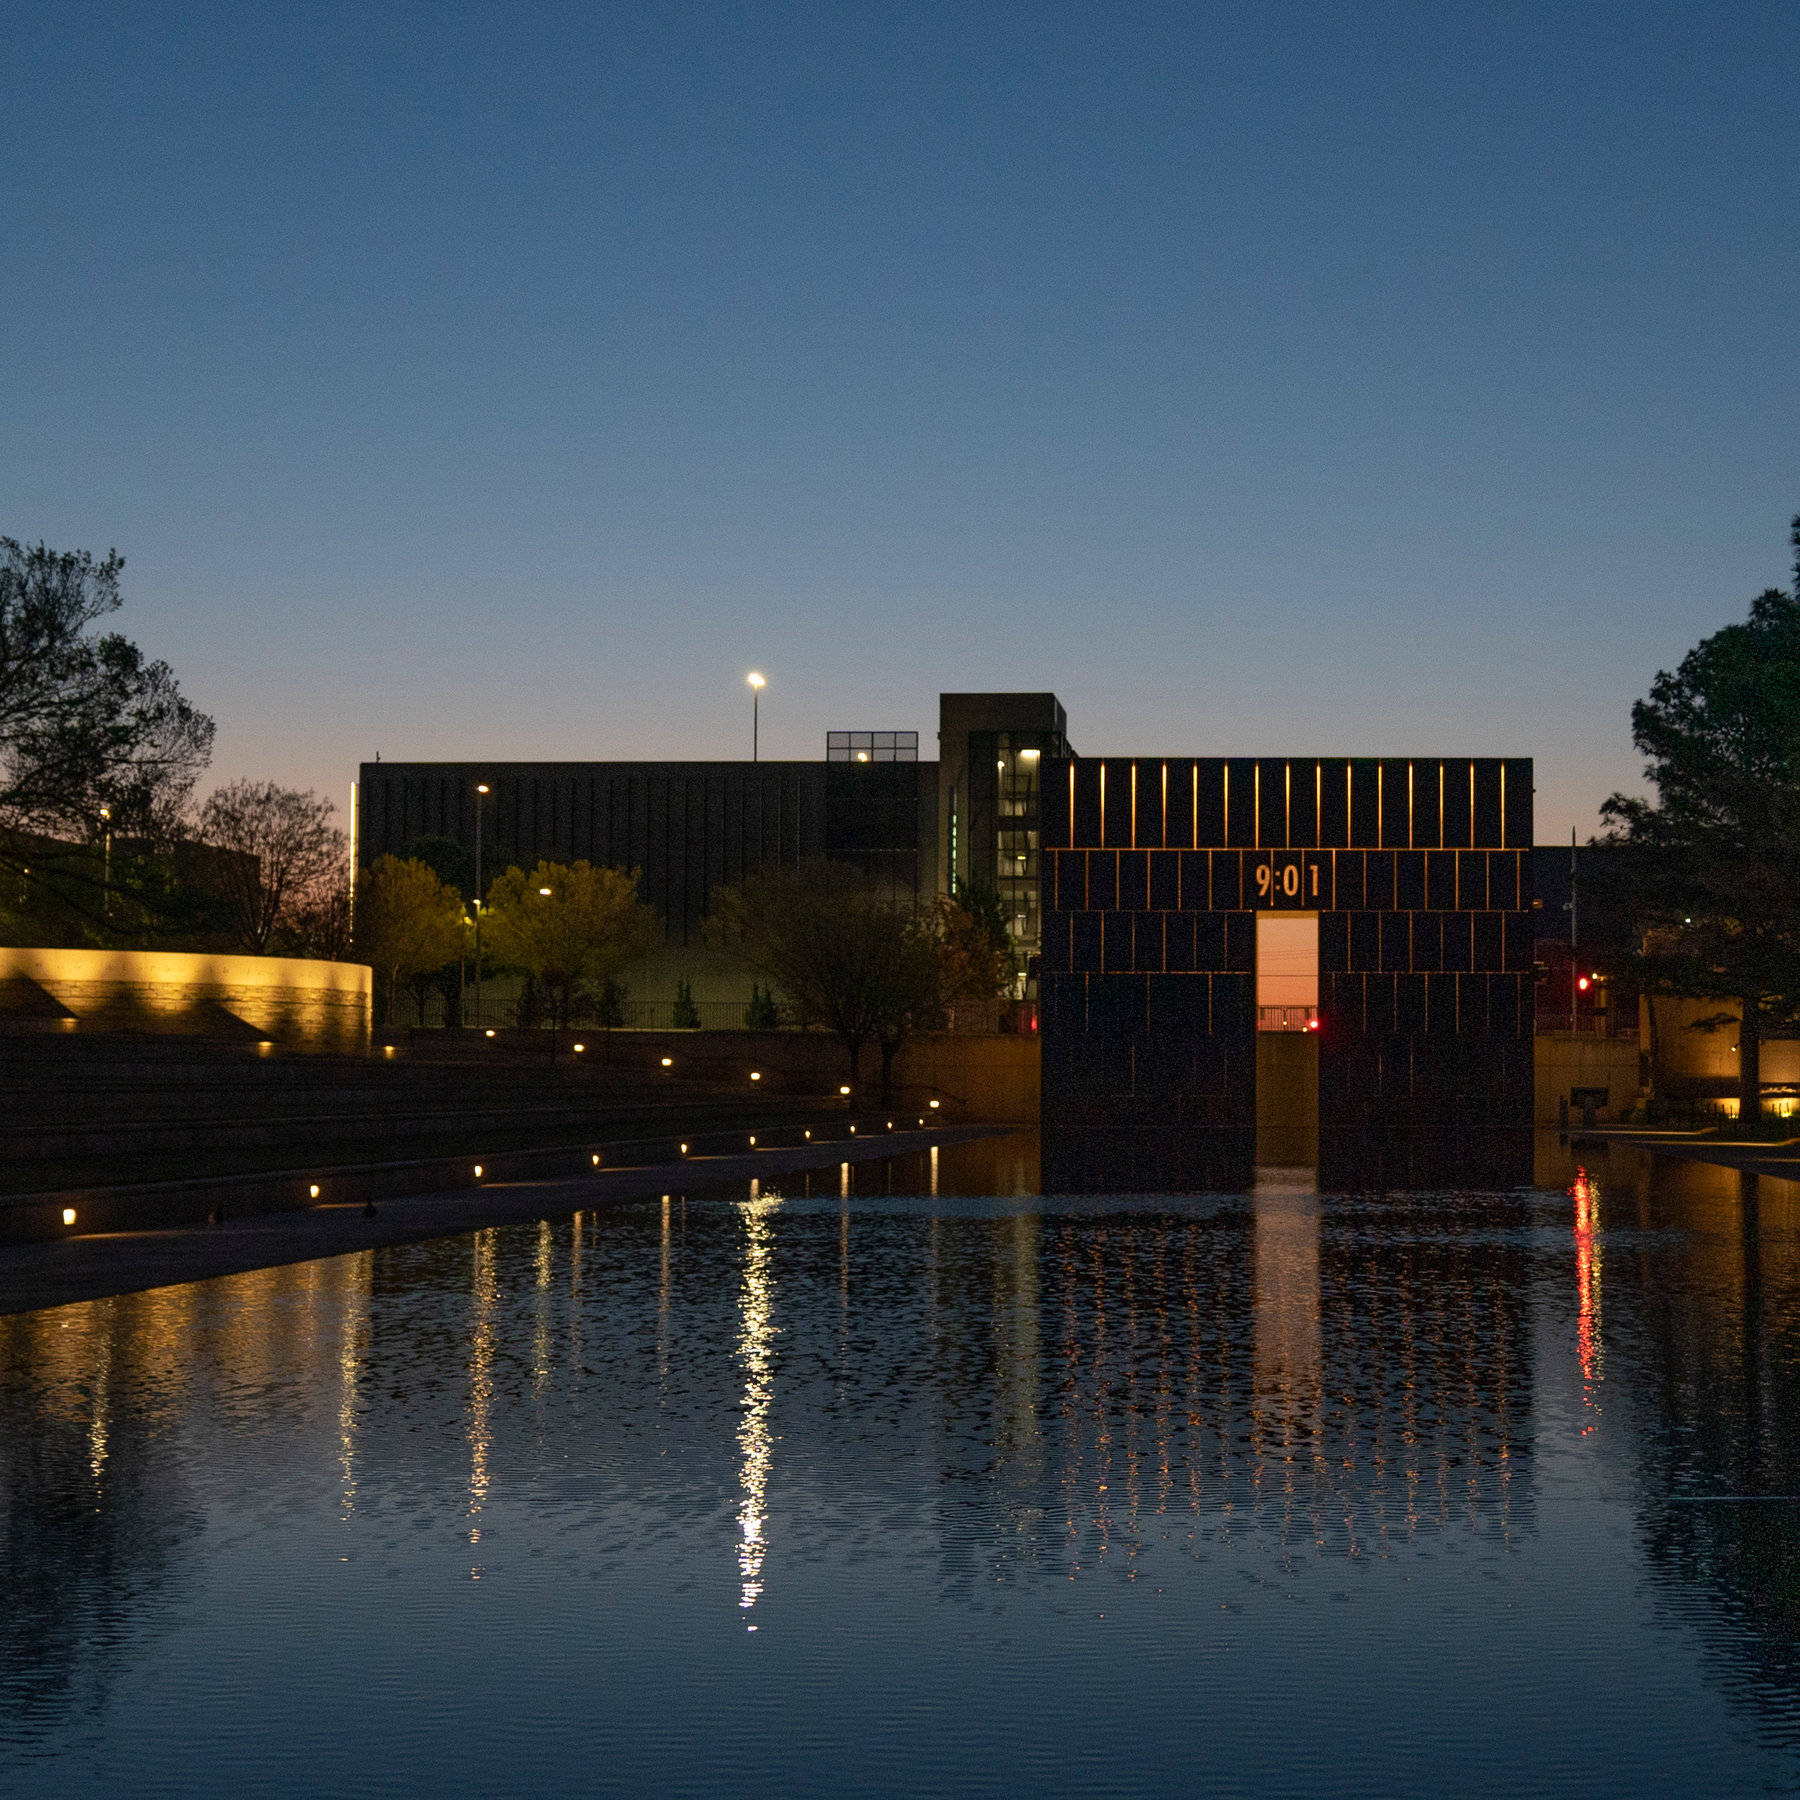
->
[473,783,490,1029]
[98,805,111,922]
[747,672,765,761]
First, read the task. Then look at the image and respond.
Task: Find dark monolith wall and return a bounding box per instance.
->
[1038,756,1534,1192]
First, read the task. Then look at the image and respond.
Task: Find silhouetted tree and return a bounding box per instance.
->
[196,780,345,954]
[711,861,1002,1105]
[0,538,213,909]
[1597,512,1800,1125]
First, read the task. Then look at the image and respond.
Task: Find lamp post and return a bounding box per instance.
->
[98,805,111,922]
[473,783,490,1030]
[747,671,765,761]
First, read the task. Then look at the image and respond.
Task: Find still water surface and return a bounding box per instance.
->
[5,1135,1800,1797]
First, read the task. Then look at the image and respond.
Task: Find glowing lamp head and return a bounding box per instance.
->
[749,1070,760,1081]
[473,1164,483,1178]
[928,1099,940,1108]
[746,671,766,690]
[538,886,552,896]
[573,1043,585,1053]
[661,1056,673,1067]
[62,1208,76,1226]
[840,1085,852,1096]
[476,783,489,794]
[1577,976,1590,991]
[485,1028,496,1037]
[309,1183,320,1198]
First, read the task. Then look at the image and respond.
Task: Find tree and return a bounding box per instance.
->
[482,860,660,1036]
[711,861,998,1105]
[937,895,1012,1027]
[1597,513,1800,1126]
[197,780,347,954]
[354,855,468,1026]
[287,871,354,962]
[0,538,213,901]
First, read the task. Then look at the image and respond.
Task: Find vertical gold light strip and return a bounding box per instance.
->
[1377,764,1384,848]
[1315,762,1323,847]
[1468,762,1475,847]
[1407,763,1415,848]
[1438,763,1445,845]
[1345,762,1352,844]
[1130,762,1138,847]
[1222,763,1230,845]
[1191,762,1198,847]
[1098,762,1106,844]
[1161,763,1168,848]
[1069,760,1077,845]
[1253,764,1261,848]
[1284,762,1292,847]
[1499,763,1507,847]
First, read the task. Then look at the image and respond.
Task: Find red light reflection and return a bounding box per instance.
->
[1571,1165,1603,1421]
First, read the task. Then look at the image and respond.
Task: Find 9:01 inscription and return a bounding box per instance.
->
[1253,860,1320,903]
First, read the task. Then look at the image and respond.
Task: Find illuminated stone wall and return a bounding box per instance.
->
[0,947,372,1054]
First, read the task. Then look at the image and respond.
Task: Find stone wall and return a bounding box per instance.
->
[0,947,371,1055]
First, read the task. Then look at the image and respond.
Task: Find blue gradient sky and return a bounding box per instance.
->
[4,0,1795,839]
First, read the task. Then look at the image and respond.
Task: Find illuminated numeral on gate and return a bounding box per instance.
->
[1254,861,1318,904]
[1255,863,1306,901]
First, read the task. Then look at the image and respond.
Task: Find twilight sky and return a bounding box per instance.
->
[4,0,1795,840]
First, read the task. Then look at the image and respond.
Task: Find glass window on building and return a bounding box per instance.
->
[827,731,919,763]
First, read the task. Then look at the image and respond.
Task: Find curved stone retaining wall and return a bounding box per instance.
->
[0,947,371,1054]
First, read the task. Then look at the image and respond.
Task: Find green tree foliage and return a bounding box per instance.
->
[197,780,347,954]
[936,897,1013,1023]
[354,855,468,1026]
[0,538,214,919]
[1597,513,1800,1124]
[482,860,660,1034]
[710,860,996,1105]
[956,878,1012,959]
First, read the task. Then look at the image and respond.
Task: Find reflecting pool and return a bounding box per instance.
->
[6,1134,1800,1797]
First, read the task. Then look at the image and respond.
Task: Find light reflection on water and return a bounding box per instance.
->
[2,1134,1800,1797]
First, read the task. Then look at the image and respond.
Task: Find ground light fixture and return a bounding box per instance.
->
[62,1208,76,1226]
[929,1099,940,1109]
[473,1165,483,1178]
[591,1154,600,1166]
[661,1056,673,1067]
[749,1070,760,1081]
[309,1184,320,1198]
[573,1043,585,1053]
[680,1143,688,1154]
[538,886,552,896]
[485,1029,496,1038]
[840,1085,851,1096]
[749,1136,756,1146]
